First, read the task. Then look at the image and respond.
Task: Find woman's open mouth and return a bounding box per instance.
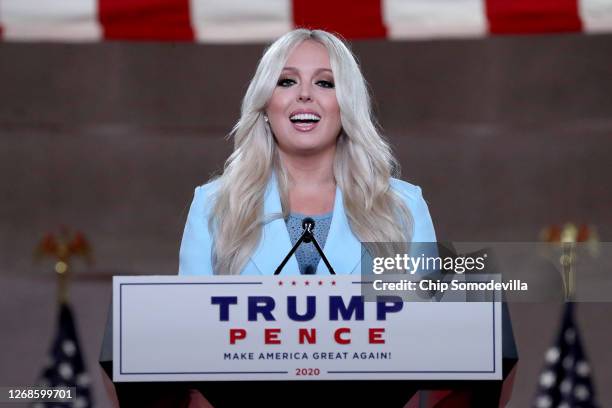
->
[289,112,321,132]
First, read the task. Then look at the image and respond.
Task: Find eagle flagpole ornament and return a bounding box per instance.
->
[34,226,92,304]
[539,223,599,301]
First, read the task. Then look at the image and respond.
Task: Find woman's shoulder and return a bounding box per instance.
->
[389,177,436,241]
[179,178,222,276]
[190,178,222,210]
[194,177,222,197]
[389,177,425,201]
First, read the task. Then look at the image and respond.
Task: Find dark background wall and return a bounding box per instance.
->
[1,34,611,406]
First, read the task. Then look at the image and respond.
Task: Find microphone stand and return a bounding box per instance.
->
[274,217,336,275]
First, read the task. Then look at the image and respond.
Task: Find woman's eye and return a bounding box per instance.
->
[316,80,335,89]
[277,78,296,87]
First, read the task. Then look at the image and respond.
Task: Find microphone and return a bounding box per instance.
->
[274,217,336,275]
[301,217,315,243]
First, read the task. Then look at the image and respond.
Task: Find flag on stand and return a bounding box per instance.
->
[532,303,598,408]
[32,303,93,408]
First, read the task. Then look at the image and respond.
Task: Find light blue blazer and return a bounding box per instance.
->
[179,174,436,276]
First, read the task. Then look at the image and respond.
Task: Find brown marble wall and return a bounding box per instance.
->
[1,34,611,406]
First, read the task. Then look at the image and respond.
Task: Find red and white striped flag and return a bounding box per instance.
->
[0,0,611,42]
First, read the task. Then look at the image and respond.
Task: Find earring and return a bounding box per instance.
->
[263,114,269,123]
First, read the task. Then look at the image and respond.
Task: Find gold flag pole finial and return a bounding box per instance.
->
[34,227,92,304]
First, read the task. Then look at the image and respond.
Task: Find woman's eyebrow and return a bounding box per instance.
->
[282,67,333,74]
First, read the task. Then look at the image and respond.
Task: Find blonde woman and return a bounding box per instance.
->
[179,28,436,277]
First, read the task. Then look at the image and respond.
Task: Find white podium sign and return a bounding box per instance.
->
[113,276,502,382]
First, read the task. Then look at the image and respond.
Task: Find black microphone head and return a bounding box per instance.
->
[302,217,315,243]
[302,217,315,231]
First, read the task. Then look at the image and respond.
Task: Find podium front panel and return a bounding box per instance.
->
[113,275,502,382]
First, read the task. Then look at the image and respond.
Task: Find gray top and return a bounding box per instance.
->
[285,210,333,274]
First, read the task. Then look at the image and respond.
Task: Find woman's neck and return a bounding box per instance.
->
[278,149,336,189]
[278,148,337,215]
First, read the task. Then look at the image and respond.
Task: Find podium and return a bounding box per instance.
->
[100,276,518,407]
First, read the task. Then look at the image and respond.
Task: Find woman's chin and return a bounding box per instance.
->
[283,142,336,157]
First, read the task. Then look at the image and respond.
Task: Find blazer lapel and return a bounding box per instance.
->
[315,186,362,275]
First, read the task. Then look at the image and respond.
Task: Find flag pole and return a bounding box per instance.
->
[55,256,70,305]
[559,224,578,302]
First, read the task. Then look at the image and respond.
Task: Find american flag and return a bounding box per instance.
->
[532,303,598,408]
[0,0,611,43]
[32,303,93,408]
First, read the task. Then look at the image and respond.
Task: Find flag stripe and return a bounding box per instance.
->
[383,0,486,39]
[0,0,101,41]
[486,0,582,34]
[190,0,291,43]
[99,0,194,41]
[293,0,387,40]
[579,0,612,32]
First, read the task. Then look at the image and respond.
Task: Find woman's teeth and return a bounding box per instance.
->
[290,113,321,123]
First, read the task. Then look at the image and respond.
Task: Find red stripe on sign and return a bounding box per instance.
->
[293,0,386,39]
[486,0,582,34]
[99,0,194,41]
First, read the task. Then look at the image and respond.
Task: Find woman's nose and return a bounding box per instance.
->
[297,84,312,102]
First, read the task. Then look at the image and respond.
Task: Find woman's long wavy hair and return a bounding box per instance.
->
[209,28,413,275]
